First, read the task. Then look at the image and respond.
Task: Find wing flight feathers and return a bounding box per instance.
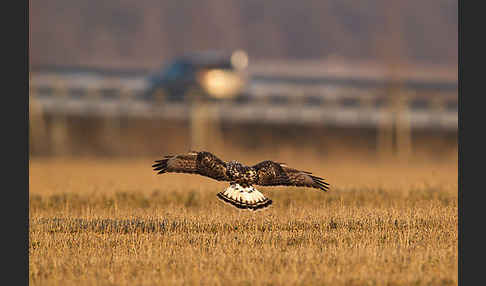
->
[252,160,329,192]
[152,151,230,182]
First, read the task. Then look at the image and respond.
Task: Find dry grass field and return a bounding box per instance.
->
[29,154,458,286]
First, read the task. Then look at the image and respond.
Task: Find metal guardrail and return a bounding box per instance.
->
[30,92,457,131]
[29,65,458,131]
[29,65,457,158]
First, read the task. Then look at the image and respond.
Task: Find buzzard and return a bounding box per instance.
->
[152,151,329,210]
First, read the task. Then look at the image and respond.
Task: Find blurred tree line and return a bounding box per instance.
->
[30,0,457,69]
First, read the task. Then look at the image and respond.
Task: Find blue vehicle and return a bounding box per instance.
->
[142,50,248,102]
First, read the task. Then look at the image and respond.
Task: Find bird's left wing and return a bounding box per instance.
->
[252,161,329,191]
[152,151,230,182]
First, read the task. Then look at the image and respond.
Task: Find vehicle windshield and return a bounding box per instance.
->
[160,60,192,81]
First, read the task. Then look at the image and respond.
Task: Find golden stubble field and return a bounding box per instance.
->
[29,154,458,286]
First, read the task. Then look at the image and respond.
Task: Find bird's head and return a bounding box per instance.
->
[227,160,243,178]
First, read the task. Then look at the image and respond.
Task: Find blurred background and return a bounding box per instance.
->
[29,0,457,162]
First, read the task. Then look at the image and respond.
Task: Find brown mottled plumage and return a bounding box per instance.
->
[152,151,330,210]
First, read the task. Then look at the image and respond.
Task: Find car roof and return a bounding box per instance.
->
[178,51,234,69]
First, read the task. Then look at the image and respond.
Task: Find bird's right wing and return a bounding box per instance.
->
[152,151,230,182]
[252,160,329,192]
[278,164,329,192]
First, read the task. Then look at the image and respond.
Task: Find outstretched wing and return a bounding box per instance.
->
[252,160,329,192]
[152,151,230,182]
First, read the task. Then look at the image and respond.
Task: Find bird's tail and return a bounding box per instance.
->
[217,184,272,211]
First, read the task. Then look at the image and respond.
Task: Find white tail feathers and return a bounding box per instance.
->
[217,184,272,211]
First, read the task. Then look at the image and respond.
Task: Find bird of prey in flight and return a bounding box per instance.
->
[152,151,329,210]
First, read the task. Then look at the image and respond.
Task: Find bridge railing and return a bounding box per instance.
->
[29,71,458,156]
